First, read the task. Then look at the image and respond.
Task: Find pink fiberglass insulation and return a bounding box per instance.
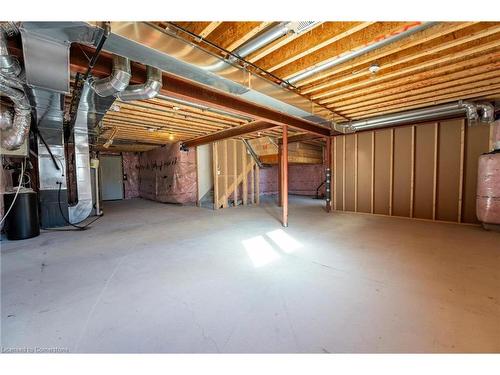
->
[476,152,500,225]
[259,164,325,196]
[139,143,197,204]
[122,152,140,199]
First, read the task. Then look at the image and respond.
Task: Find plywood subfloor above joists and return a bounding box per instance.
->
[160,21,500,121]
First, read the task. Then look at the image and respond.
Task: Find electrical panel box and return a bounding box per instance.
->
[0,137,28,158]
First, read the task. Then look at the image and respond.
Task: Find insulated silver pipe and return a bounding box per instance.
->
[116,65,162,101]
[91,54,131,97]
[201,22,292,72]
[338,101,494,133]
[287,22,438,84]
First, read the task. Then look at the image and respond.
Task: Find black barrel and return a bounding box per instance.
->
[3,190,40,240]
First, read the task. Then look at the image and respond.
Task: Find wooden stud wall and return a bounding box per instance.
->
[332,118,490,224]
[212,139,260,209]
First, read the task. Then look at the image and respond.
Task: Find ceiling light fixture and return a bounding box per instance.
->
[368,64,380,74]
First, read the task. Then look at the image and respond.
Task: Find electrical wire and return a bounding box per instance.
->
[0,158,25,226]
[55,181,102,230]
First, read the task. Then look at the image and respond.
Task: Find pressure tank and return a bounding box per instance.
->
[476,151,500,225]
[3,189,40,240]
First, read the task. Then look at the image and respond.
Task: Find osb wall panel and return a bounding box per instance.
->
[332,118,490,224]
[334,136,344,210]
[344,134,356,211]
[356,132,372,213]
[392,126,412,217]
[463,124,491,223]
[413,123,436,220]
[436,120,462,221]
[374,129,391,215]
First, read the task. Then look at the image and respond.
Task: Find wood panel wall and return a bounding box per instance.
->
[332,118,490,224]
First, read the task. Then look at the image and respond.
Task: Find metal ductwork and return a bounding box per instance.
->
[201,22,299,72]
[286,22,438,85]
[18,23,122,226]
[115,65,162,101]
[91,54,131,97]
[476,102,495,123]
[0,106,13,129]
[0,22,22,77]
[0,22,31,151]
[335,101,495,133]
[18,22,335,126]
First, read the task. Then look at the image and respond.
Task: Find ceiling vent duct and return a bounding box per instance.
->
[288,21,321,34]
[286,22,438,85]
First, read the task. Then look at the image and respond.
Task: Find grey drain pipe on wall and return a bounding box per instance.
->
[334,101,495,133]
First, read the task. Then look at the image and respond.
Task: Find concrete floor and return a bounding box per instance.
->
[1,196,499,353]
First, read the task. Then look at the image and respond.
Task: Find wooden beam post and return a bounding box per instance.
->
[282,125,289,227]
[232,140,238,206]
[278,143,283,207]
[242,142,248,206]
[222,140,228,208]
[213,142,219,210]
[325,136,332,212]
[255,164,260,205]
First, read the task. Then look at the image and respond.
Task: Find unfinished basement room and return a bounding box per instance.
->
[1,6,500,364]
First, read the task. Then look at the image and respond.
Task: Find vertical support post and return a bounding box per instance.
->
[233,140,238,206]
[213,142,219,210]
[354,133,358,212]
[222,140,228,208]
[250,160,255,204]
[242,141,248,206]
[278,143,283,207]
[410,125,416,218]
[333,136,337,211]
[325,136,332,213]
[282,125,289,227]
[432,122,439,220]
[389,128,394,216]
[371,131,375,214]
[457,120,465,223]
[255,164,260,205]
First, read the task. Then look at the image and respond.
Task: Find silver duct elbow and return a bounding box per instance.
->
[91,54,131,97]
[115,66,162,101]
[0,22,21,77]
[460,101,479,125]
[0,106,30,150]
[476,102,495,123]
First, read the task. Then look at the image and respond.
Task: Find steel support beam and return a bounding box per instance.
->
[67,45,332,137]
